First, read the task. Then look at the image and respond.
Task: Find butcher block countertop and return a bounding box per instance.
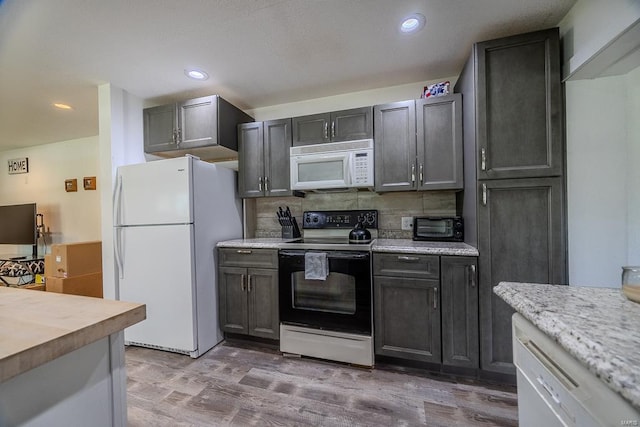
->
[0,287,145,383]
[495,282,640,411]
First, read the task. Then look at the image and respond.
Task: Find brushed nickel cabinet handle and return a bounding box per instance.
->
[411,164,416,184]
[331,121,335,139]
[419,164,424,183]
[236,249,252,254]
[264,176,269,192]
[258,176,263,192]
[470,265,476,288]
[481,147,486,171]
[241,274,246,292]
[481,183,487,206]
[324,122,328,139]
[176,128,182,145]
[397,255,420,262]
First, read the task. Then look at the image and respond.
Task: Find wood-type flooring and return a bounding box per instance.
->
[126,339,518,426]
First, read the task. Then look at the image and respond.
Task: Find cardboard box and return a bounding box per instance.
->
[50,241,102,278]
[45,272,103,298]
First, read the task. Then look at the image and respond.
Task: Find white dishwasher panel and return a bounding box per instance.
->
[513,313,640,427]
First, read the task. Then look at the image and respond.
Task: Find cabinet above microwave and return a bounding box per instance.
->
[292,107,373,146]
[144,95,253,161]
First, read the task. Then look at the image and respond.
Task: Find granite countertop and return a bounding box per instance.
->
[0,287,145,383]
[217,238,479,256]
[372,239,478,256]
[495,282,640,410]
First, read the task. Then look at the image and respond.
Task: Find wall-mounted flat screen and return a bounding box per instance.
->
[0,203,37,245]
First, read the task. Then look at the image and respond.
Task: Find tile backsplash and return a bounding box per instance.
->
[249,191,457,239]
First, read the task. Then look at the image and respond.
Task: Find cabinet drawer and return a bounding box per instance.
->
[373,253,439,279]
[218,248,278,269]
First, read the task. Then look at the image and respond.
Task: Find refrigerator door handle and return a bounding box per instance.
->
[113,174,123,226]
[114,227,124,280]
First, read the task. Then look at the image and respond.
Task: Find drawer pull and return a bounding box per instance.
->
[397,256,420,262]
[236,249,252,254]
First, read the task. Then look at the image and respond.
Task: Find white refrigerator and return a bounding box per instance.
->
[114,155,242,357]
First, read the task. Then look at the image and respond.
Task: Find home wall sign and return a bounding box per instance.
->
[8,157,29,174]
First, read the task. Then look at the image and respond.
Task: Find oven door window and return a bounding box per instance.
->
[291,272,356,314]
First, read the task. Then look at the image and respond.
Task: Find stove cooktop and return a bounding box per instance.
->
[280,237,374,251]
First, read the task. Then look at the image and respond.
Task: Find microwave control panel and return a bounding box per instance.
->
[351,151,374,186]
[303,210,378,229]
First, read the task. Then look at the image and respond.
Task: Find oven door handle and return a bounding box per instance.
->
[279,250,369,260]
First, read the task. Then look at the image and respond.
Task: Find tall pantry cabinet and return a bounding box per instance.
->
[454,28,567,380]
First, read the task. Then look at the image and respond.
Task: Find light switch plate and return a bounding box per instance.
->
[401,217,413,230]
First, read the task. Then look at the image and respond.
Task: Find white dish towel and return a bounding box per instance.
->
[304,252,329,280]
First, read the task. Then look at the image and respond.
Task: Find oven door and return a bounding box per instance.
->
[290,152,351,190]
[278,250,371,335]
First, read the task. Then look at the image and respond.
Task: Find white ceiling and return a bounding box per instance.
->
[0,0,576,151]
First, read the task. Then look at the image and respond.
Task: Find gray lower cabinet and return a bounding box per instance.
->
[238,119,292,198]
[373,253,441,363]
[144,95,253,161]
[440,256,479,369]
[218,248,279,340]
[476,177,565,376]
[292,106,373,146]
[374,95,463,192]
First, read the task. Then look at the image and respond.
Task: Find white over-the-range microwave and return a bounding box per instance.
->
[289,139,374,191]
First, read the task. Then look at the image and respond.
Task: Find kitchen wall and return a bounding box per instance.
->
[561,0,640,287]
[0,136,101,255]
[252,191,456,239]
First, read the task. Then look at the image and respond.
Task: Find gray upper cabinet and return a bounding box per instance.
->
[374,96,463,192]
[373,100,416,192]
[440,256,478,370]
[144,95,253,161]
[292,106,373,146]
[238,119,293,198]
[416,95,463,190]
[475,29,562,180]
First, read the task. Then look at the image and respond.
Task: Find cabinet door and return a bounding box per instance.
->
[477,177,566,376]
[219,267,249,334]
[292,113,330,146]
[374,276,441,363]
[144,104,177,153]
[264,118,293,197]
[331,107,373,142]
[416,94,463,190]
[178,95,218,149]
[373,100,417,192]
[238,122,265,198]
[247,268,279,339]
[476,28,562,179]
[441,256,478,369]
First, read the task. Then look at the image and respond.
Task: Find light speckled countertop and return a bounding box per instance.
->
[495,282,640,410]
[217,238,478,256]
[0,287,145,383]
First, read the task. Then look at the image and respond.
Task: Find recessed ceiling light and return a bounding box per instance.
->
[185,68,209,81]
[400,13,426,33]
[53,103,73,110]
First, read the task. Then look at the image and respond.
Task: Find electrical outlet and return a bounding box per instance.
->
[401,217,413,231]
